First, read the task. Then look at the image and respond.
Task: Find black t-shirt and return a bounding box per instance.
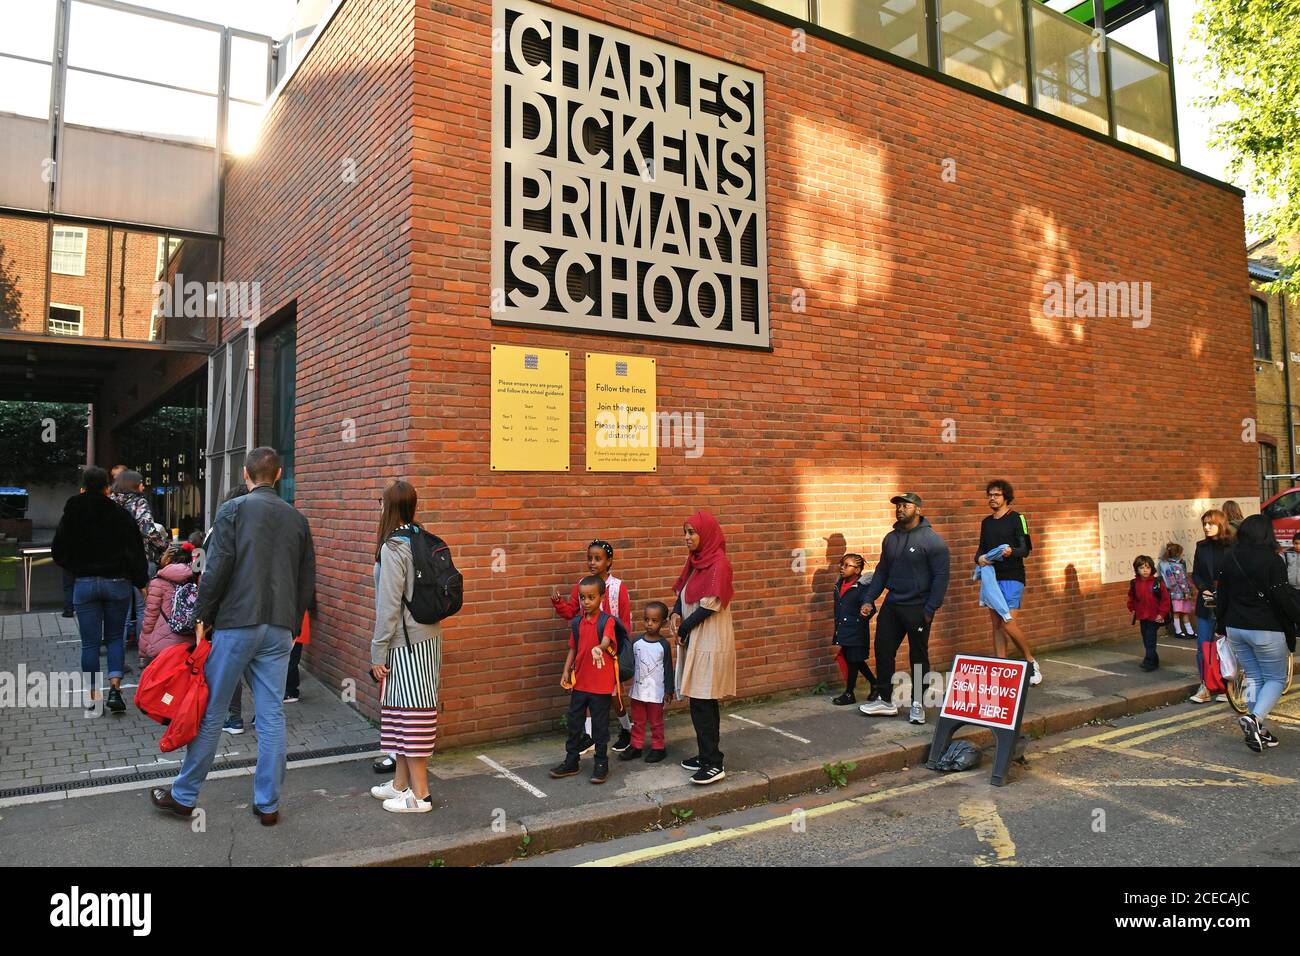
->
[976,510,1032,584]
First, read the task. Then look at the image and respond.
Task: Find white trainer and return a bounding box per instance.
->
[908,703,925,725]
[1029,660,1043,686]
[858,699,899,716]
[370,780,404,800]
[383,789,433,813]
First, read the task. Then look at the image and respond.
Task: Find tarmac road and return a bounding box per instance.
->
[510,692,1300,868]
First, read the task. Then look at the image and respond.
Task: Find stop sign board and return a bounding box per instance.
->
[940,655,1028,730]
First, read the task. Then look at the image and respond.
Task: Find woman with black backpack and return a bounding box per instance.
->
[1215,514,1293,753]
[369,480,443,812]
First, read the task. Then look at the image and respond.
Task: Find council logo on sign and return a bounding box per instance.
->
[491,0,769,349]
[524,353,539,369]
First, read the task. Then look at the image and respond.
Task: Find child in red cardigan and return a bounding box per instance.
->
[1127,555,1171,672]
[551,540,633,752]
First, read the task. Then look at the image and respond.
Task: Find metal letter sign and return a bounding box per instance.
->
[491,0,769,348]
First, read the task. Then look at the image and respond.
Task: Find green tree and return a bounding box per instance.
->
[0,402,87,487]
[1193,0,1300,292]
[0,240,23,330]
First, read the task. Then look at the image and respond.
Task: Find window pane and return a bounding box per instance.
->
[51,227,87,276]
[153,236,220,345]
[256,321,296,503]
[0,214,49,334]
[47,222,107,338]
[68,1,220,95]
[106,229,166,342]
[1110,41,1175,160]
[0,0,57,62]
[48,305,84,336]
[1029,4,1108,134]
[0,57,52,120]
[818,0,928,65]
[939,0,1027,102]
[226,100,265,156]
[229,36,272,104]
[65,70,218,145]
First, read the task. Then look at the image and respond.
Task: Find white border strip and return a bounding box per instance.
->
[476,754,547,798]
[728,713,811,744]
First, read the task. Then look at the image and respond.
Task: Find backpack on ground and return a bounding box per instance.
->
[570,611,633,683]
[163,582,199,635]
[394,526,463,628]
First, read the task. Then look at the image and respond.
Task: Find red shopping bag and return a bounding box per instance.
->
[1202,638,1227,695]
[136,640,211,751]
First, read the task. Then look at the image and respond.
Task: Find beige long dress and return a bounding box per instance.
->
[676,573,737,700]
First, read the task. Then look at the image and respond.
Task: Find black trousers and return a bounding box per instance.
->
[566,691,611,759]
[286,641,304,696]
[689,697,723,768]
[1139,620,1159,667]
[872,602,932,706]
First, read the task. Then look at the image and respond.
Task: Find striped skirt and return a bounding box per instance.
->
[380,639,440,758]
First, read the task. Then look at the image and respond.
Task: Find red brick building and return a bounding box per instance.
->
[207,0,1256,746]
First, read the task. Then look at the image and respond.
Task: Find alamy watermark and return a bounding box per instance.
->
[594,407,705,459]
[0,666,105,715]
[152,274,261,324]
[1043,273,1151,328]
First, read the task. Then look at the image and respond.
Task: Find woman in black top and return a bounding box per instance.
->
[1214,515,1290,752]
[1188,508,1233,703]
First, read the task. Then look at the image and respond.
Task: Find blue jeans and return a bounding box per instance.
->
[73,576,133,687]
[171,624,293,812]
[1226,627,1290,722]
[1195,613,1217,682]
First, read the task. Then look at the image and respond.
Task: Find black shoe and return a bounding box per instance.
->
[591,758,609,784]
[251,804,280,826]
[149,787,194,817]
[680,755,704,771]
[832,692,857,705]
[645,748,667,763]
[1240,714,1264,753]
[612,729,632,753]
[577,733,595,756]
[1139,661,1157,672]
[62,610,74,618]
[1260,728,1280,748]
[549,758,580,778]
[373,755,395,774]
[106,687,126,713]
[618,746,643,761]
[691,765,726,785]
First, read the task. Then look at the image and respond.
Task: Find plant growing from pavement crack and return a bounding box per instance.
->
[515,834,532,858]
[822,760,856,788]
[427,858,445,867]
[669,807,694,825]
[812,681,829,695]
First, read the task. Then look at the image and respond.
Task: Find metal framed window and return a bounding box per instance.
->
[51,225,87,275]
[1252,296,1271,361]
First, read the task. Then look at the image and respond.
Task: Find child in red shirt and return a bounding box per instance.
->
[551,540,633,752]
[550,576,618,784]
[1127,555,1171,672]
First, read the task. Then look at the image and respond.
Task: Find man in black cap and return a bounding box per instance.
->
[857,492,950,723]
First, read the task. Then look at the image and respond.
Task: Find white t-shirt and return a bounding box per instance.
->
[631,638,667,704]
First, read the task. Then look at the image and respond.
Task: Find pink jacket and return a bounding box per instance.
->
[139,562,196,660]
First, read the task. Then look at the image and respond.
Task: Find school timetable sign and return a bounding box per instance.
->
[491,0,769,348]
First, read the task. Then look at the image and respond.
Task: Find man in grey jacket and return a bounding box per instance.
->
[857,492,950,724]
[151,446,315,826]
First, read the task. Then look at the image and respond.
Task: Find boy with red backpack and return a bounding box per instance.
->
[1128,555,1171,672]
[551,576,625,784]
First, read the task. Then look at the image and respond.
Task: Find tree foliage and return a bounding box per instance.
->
[0,402,87,487]
[1193,0,1300,291]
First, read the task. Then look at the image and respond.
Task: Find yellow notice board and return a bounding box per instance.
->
[490,345,570,471]
[586,352,657,472]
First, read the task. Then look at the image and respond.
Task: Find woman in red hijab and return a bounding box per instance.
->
[670,510,736,785]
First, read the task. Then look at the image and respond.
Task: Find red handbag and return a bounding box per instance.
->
[1202,637,1227,695]
[136,640,211,752]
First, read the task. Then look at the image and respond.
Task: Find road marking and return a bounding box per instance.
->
[728,714,812,744]
[1089,743,1296,786]
[1041,658,1124,676]
[577,773,962,867]
[1112,710,1235,748]
[1044,707,1211,753]
[958,798,1017,866]
[476,755,547,799]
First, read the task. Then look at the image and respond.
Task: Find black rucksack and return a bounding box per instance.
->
[570,612,633,682]
[394,526,463,627]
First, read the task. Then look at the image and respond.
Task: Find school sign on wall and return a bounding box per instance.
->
[491,0,769,348]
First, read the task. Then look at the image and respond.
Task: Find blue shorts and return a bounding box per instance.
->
[998,580,1025,610]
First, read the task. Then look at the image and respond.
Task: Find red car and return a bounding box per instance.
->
[1263,484,1300,546]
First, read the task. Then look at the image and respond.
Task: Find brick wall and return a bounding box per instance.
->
[224,0,1256,746]
[1249,237,1300,494]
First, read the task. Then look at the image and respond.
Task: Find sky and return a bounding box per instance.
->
[0,0,1263,217]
